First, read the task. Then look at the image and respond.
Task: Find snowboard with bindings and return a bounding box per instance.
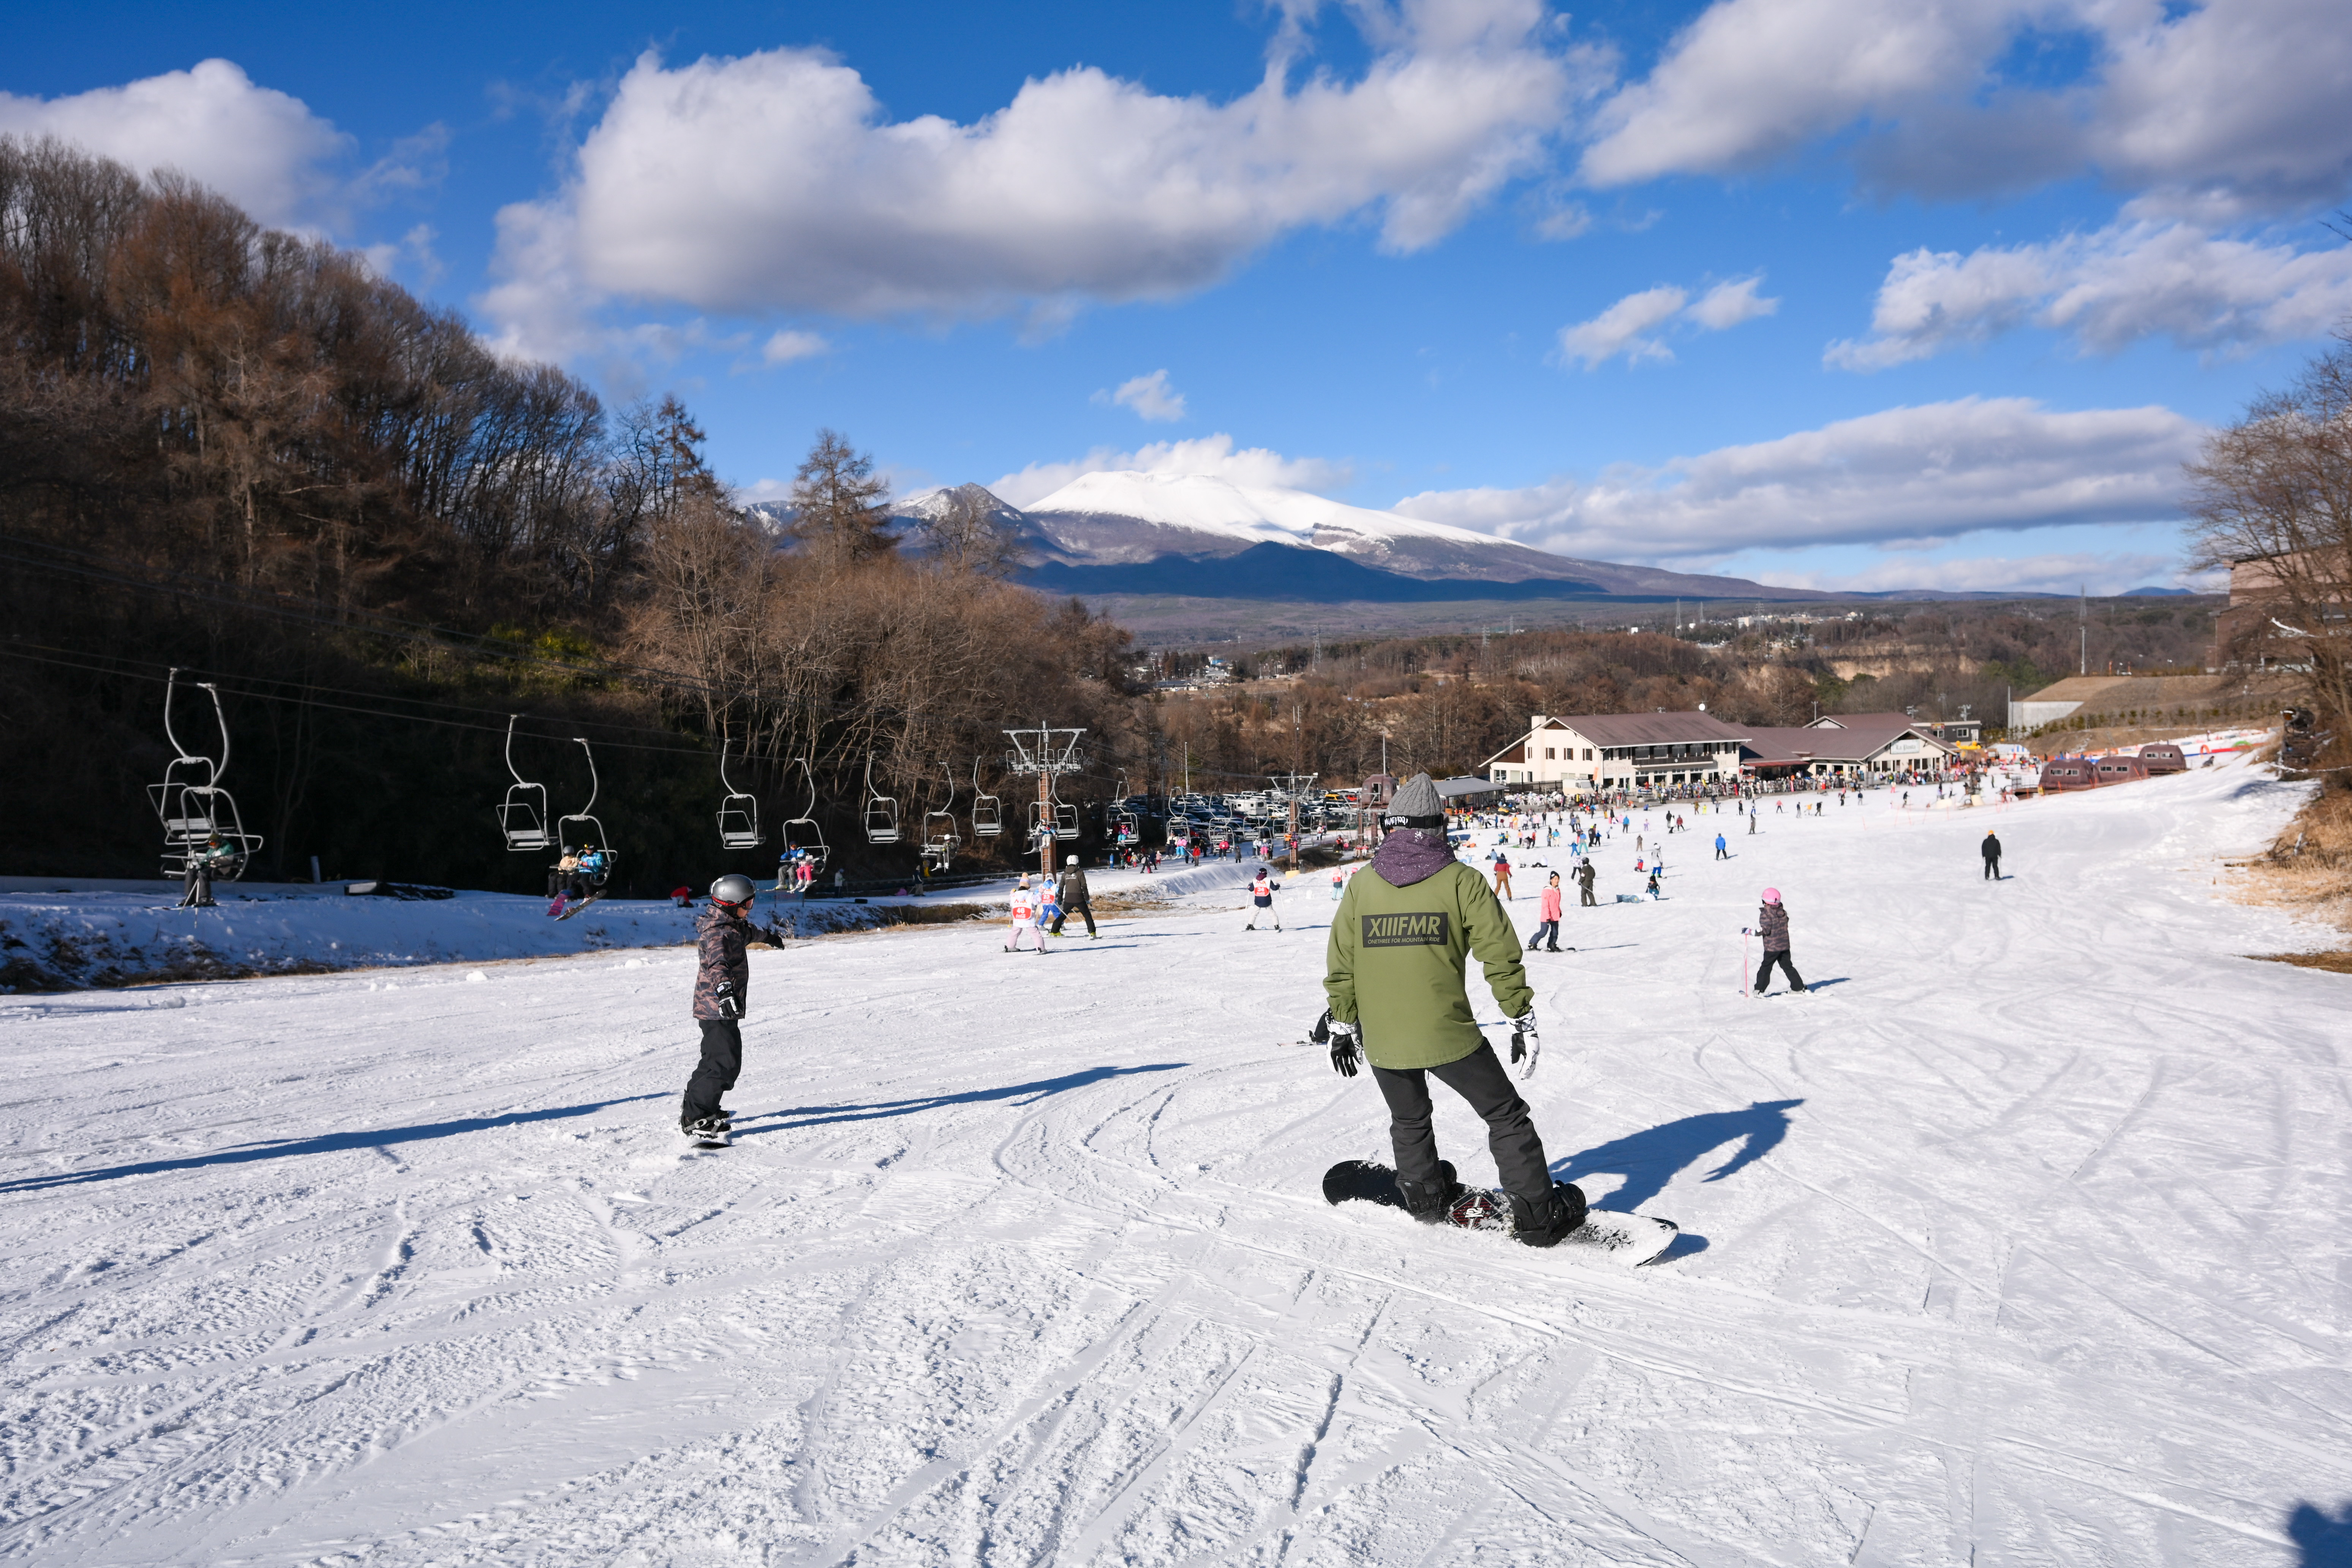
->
[1323,1159,1680,1266]
[555,892,605,921]
[681,1122,732,1150]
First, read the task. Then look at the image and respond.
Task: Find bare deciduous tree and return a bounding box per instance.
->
[2187,327,2352,764]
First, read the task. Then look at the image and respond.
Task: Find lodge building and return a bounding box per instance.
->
[1483,710,1962,791]
[1481,712,1750,791]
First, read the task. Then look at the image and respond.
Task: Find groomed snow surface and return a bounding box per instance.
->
[5,760,2350,1566]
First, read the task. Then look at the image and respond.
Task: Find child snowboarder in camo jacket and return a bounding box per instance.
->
[681,875,755,1140]
[1753,888,1806,994]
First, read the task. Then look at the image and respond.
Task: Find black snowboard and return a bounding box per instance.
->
[1323,1159,1680,1266]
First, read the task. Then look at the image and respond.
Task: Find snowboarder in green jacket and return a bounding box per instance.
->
[1321,774,1582,1247]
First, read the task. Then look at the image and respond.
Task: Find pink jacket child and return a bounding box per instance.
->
[1527,872,1567,953]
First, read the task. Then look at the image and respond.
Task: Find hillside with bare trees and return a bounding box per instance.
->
[0,138,1135,890]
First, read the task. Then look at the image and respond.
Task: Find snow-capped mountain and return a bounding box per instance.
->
[892,473,1838,601]
[1018,471,1574,582]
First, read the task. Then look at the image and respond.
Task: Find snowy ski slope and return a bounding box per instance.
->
[3,759,2348,1565]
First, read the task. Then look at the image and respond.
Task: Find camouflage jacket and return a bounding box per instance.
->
[692,904,751,1020]
[1757,902,1790,952]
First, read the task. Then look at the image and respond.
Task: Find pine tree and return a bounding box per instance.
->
[788,428,895,562]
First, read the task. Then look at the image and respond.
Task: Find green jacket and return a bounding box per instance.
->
[1323,862,1533,1070]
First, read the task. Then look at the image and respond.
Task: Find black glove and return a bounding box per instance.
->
[714,982,742,1019]
[1327,1016,1362,1078]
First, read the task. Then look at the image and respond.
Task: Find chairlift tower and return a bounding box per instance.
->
[1273,771,1318,868]
[1004,722,1086,879]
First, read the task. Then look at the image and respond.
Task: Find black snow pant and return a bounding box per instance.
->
[1755,948,1806,993]
[1050,901,1097,936]
[1372,1044,1551,1204]
[681,1018,742,1126]
[1578,884,1596,906]
[1983,855,2000,880]
[1528,919,1561,951]
[1715,845,1728,859]
[179,861,213,907]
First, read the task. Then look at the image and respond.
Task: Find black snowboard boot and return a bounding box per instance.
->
[1510,1183,1589,1248]
[1395,1160,1464,1224]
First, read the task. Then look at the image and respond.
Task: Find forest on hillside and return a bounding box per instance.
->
[0,138,1137,891]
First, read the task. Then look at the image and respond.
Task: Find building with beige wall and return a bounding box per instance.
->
[1482,712,1750,791]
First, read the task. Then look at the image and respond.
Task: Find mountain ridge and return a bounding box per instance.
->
[892,477,1853,603]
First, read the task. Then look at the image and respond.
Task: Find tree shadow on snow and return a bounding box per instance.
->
[0,1093,671,1194]
[1553,1099,1804,1214]
[2292,1503,2352,1567]
[740,1062,1188,1135]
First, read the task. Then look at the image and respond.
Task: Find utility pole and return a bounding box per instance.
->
[2080,585,2087,675]
[1004,721,1086,880]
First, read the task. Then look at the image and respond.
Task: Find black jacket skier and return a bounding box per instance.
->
[682,877,754,1136]
[1051,857,1097,937]
[1982,831,2002,880]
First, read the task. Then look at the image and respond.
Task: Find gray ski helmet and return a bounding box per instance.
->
[1381,771,1445,830]
[708,874,756,907]
[1065,855,1078,866]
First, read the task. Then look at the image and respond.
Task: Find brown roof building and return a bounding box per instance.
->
[1483,712,1750,791]
[1740,714,1957,778]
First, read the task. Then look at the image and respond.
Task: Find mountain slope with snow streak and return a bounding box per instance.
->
[2,758,2346,1565]
[1021,469,1591,582]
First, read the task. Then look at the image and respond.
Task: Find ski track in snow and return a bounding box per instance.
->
[2,760,2349,1565]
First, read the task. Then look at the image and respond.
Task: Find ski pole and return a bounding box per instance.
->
[1741,927,1750,997]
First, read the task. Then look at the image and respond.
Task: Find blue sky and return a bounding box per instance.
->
[8,0,2350,593]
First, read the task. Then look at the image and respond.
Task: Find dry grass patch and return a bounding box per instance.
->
[2246,950,2352,974]
[2231,781,2352,935]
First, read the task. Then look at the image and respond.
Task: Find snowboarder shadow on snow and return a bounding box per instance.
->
[1552,1099,1803,1216]
[2291,1502,2352,1567]
[0,1093,674,1195]
[738,1062,1186,1135]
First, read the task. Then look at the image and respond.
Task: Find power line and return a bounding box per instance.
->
[0,643,718,757]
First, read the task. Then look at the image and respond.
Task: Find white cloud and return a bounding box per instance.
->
[0,59,349,227]
[1579,0,2007,188]
[1558,274,1777,367]
[1687,274,1779,330]
[359,224,444,288]
[1559,286,1687,367]
[762,330,830,364]
[1096,369,1187,422]
[1827,221,2352,369]
[1751,548,2178,596]
[485,2,1607,356]
[991,433,1351,508]
[1391,396,2203,560]
[1577,0,2352,218]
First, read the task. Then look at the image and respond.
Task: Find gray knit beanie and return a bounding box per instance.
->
[1382,772,1445,829]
